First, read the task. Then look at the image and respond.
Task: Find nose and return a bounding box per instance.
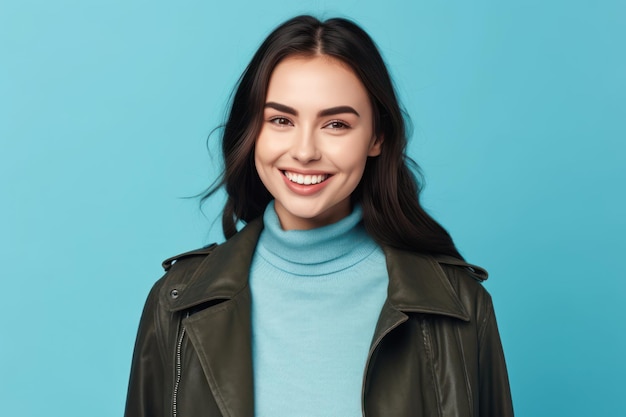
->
[289,128,321,163]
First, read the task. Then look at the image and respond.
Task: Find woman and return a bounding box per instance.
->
[125,15,514,417]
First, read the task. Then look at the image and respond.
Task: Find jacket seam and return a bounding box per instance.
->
[454,325,474,417]
[447,267,475,415]
[477,293,493,345]
[420,317,443,417]
[150,279,173,415]
[153,283,169,380]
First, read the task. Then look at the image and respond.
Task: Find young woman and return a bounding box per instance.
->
[125,15,514,417]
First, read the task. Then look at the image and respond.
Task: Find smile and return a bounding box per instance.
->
[283,171,330,185]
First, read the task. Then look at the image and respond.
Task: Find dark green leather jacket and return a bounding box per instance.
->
[125,218,514,417]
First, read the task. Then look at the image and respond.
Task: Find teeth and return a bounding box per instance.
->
[284,171,329,185]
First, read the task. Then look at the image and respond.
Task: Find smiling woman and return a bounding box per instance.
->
[125,15,514,417]
[256,55,381,230]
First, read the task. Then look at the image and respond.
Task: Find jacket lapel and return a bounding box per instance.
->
[183,290,254,417]
[364,248,477,415]
[382,247,471,321]
[166,219,264,417]
[366,247,472,372]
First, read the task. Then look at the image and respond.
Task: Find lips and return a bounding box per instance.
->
[283,170,330,185]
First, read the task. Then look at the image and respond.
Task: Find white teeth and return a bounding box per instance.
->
[284,171,329,185]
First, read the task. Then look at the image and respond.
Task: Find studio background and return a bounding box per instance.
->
[1,1,624,416]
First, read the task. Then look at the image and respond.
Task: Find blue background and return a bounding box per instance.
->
[1,1,624,416]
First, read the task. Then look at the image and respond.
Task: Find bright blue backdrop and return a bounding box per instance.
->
[1,1,624,416]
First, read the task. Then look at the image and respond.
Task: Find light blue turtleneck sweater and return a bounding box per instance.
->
[249,202,388,417]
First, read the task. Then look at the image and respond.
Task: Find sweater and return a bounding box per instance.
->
[249,202,388,416]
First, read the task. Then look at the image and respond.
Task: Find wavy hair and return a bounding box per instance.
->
[202,15,462,259]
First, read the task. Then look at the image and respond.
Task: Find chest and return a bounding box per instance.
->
[174,307,479,417]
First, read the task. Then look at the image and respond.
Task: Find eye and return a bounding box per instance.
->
[323,120,350,130]
[268,117,293,127]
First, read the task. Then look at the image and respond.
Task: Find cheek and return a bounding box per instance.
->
[330,142,372,173]
[254,148,269,183]
[254,134,281,186]
[253,139,266,178]
[254,133,271,167]
[255,130,285,162]
[253,149,272,194]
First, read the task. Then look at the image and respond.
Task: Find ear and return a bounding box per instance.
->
[367,135,383,157]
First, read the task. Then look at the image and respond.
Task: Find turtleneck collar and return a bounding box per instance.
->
[255,201,379,276]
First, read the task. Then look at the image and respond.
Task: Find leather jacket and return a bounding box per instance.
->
[125,218,514,417]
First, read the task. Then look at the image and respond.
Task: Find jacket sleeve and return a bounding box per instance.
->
[124,278,170,417]
[477,293,515,417]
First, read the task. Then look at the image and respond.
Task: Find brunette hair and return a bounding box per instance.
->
[203,15,462,259]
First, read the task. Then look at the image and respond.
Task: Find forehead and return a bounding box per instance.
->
[265,55,370,109]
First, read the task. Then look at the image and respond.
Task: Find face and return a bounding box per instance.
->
[255,55,382,230]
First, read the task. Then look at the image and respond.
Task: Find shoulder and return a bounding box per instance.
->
[433,255,489,291]
[433,254,488,282]
[433,254,496,326]
[139,244,219,311]
[161,243,218,271]
[154,243,219,300]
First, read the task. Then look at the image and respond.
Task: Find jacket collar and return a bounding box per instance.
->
[167,217,471,321]
[165,217,264,312]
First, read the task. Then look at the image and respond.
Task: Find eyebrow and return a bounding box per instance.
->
[264,102,360,118]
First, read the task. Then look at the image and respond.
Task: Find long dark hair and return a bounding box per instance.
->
[202,15,462,259]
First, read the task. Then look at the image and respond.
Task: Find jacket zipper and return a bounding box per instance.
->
[172,313,189,417]
[360,313,407,416]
